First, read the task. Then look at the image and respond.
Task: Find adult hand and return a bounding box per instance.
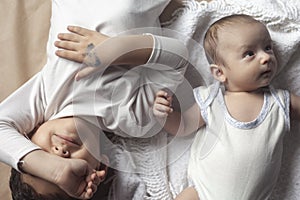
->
[55,26,109,64]
[52,158,106,199]
[21,150,106,199]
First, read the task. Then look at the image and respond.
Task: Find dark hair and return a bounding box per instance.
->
[9,168,77,200]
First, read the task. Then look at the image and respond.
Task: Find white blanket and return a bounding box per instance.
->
[164,0,300,199]
[110,1,300,199]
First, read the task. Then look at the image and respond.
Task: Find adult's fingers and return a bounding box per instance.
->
[57,32,82,42]
[55,50,84,63]
[67,25,96,37]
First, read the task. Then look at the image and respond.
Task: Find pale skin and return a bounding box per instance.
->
[21,20,157,200]
[54,0,212,80]
[19,32,154,199]
[21,117,108,199]
[51,10,300,200]
[153,19,300,199]
[12,0,212,198]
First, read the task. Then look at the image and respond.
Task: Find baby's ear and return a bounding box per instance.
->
[210,64,226,83]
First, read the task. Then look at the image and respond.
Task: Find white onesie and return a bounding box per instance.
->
[189,83,290,200]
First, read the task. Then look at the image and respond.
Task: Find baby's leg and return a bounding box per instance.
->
[175,187,199,200]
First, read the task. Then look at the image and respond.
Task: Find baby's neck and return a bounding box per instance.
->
[224,88,267,122]
[225,86,269,95]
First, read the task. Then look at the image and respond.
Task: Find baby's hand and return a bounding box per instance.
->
[55,25,109,64]
[153,90,173,118]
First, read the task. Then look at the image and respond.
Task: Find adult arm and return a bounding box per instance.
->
[0,74,104,199]
[21,150,104,199]
[55,26,188,80]
[0,74,44,170]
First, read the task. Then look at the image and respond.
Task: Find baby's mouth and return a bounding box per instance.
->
[261,69,272,77]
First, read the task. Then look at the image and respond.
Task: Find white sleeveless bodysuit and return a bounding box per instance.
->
[189,83,290,200]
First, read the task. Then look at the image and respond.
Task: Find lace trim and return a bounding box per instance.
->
[193,82,220,124]
[269,86,291,131]
[217,88,270,130]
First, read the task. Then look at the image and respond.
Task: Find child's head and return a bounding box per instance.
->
[9,117,105,200]
[204,14,278,92]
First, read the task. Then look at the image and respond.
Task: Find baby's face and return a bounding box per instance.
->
[217,22,278,92]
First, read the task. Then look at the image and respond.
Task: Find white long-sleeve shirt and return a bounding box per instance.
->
[0,0,188,170]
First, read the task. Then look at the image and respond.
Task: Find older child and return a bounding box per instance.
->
[153,14,300,200]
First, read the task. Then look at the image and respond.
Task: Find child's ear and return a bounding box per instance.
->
[210,64,226,83]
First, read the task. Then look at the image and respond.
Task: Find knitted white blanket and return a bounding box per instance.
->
[165,0,300,199]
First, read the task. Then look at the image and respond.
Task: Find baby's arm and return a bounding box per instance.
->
[291,93,300,120]
[153,90,205,136]
[175,187,199,200]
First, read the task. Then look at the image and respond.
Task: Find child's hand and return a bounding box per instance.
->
[153,90,173,118]
[53,158,106,199]
[55,26,109,63]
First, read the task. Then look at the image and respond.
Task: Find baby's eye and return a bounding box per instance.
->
[243,51,255,58]
[265,45,272,51]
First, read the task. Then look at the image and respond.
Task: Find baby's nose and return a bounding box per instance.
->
[52,145,70,158]
[260,52,271,65]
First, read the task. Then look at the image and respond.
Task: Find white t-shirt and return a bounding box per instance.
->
[0,0,190,170]
[189,83,290,200]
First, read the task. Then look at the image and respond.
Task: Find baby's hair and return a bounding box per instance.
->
[203,14,261,65]
[9,168,77,200]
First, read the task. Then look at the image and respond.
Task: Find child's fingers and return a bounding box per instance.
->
[153,104,173,118]
[156,90,173,105]
[156,90,168,98]
[155,96,171,107]
[154,103,173,113]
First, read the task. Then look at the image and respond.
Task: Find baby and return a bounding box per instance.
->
[153,14,300,200]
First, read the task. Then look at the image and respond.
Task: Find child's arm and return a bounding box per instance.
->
[291,93,300,120]
[153,90,205,136]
